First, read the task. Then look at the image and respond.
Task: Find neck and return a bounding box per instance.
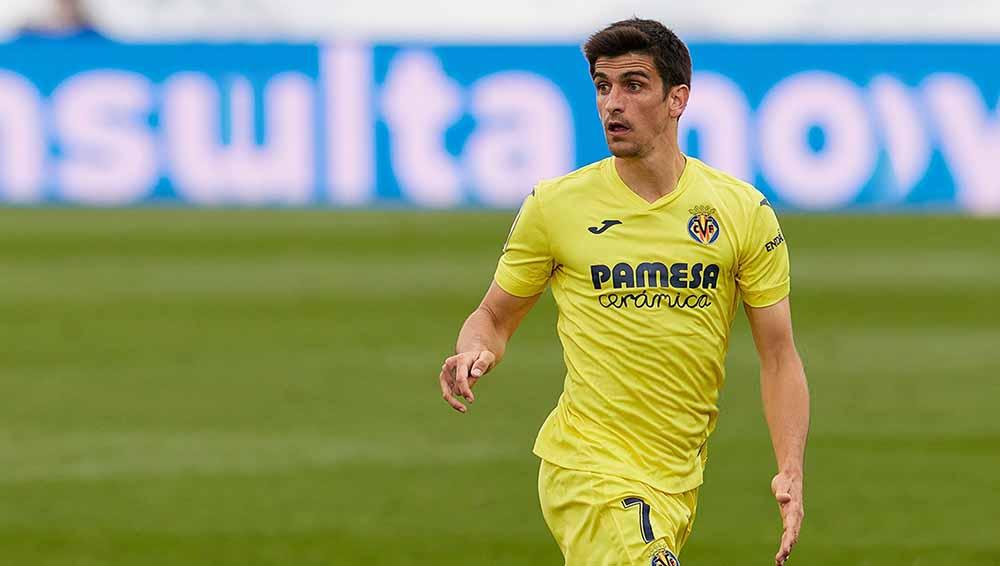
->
[613,137,687,204]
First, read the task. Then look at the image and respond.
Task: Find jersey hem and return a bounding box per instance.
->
[533,448,705,496]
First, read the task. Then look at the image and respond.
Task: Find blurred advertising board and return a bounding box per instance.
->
[0,37,998,212]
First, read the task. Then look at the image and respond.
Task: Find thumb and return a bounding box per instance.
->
[470,350,496,378]
[771,475,792,502]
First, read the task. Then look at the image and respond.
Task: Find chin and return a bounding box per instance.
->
[608,142,642,158]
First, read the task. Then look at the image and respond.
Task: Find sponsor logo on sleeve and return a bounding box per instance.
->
[765,232,785,252]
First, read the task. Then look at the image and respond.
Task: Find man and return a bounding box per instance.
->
[438,18,809,566]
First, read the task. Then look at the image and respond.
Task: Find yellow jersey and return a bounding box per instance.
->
[494,155,790,494]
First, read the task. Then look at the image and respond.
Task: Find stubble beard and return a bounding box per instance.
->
[607,139,645,158]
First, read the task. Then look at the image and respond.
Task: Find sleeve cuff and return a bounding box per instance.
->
[742,280,790,308]
[494,267,547,298]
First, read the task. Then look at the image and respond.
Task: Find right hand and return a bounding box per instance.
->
[771,471,805,565]
[439,350,496,413]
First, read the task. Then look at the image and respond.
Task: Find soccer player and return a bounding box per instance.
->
[438,18,809,566]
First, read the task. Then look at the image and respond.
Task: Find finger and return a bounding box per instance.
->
[454,356,475,403]
[771,474,790,495]
[780,500,803,524]
[439,369,467,413]
[441,362,461,396]
[467,351,495,388]
[470,350,496,379]
[778,525,799,561]
[775,496,801,565]
[783,518,802,547]
[775,530,796,565]
[782,525,798,548]
[775,537,792,565]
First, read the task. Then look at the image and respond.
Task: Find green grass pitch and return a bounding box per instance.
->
[0,210,998,565]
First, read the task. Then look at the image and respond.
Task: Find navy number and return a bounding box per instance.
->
[622,497,655,543]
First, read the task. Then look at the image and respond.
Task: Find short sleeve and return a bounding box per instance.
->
[494,189,554,297]
[737,201,790,307]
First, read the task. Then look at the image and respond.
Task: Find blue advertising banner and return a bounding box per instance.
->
[0,37,997,212]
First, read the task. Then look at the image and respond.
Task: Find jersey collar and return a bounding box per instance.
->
[604,154,694,211]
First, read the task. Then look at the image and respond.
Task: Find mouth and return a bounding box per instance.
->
[606,121,631,136]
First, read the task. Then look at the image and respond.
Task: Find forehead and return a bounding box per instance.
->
[592,52,659,78]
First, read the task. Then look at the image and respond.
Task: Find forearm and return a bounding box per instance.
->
[745,299,808,564]
[455,305,509,361]
[761,351,810,476]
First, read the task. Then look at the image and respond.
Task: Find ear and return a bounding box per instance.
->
[667,84,690,119]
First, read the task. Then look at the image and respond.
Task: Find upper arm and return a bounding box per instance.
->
[479,280,542,340]
[745,297,798,369]
[737,200,790,308]
[494,188,554,298]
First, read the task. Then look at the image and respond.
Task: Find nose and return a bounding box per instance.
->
[603,85,624,116]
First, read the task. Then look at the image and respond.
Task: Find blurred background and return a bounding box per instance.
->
[1,1,998,565]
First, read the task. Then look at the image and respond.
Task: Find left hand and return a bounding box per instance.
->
[771,471,804,565]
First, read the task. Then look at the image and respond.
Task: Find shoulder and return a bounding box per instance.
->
[531,158,609,206]
[689,157,767,208]
[688,157,774,231]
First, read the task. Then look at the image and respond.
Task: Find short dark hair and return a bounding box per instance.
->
[583,18,692,94]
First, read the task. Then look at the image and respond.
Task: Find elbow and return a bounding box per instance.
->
[760,346,805,381]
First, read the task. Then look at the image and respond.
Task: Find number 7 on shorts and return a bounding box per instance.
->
[621,497,655,543]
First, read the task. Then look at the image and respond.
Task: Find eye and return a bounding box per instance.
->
[595,82,610,95]
[628,81,642,91]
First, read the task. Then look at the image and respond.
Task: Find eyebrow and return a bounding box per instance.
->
[592,70,651,81]
[621,71,650,80]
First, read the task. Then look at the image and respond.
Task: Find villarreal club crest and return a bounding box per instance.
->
[687,205,720,245]
[650,548,680,566]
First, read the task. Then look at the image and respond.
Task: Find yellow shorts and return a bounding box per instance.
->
[538,459,699,566]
